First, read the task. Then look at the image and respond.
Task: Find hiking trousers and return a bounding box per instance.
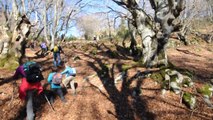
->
[26,90,35,120]
[62,76,76,94]
[50,88,65,103]
[53,52,61,67]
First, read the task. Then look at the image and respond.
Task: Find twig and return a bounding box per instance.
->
[190,107,198,119]
[180,91,184,104]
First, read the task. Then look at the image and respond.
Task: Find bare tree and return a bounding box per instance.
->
[0,0,32,68]
[0,0,91,69]
[112,0,185,67]
[41,0,89,47]
[11,15,31,57]
[60,0,89,41]
[48,0,63,48]
[207,0,213,20]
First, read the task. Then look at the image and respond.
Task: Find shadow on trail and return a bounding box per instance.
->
[65,42,156,119]
[84,50,156,119]
[0,76,14,86]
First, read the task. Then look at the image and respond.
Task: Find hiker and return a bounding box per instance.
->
[13,57,44,120]
[40,41,48,56]
[51,42,64,67]
[61,62,77,95]
[47,67,67,103]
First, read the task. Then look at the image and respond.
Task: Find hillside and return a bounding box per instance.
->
[0,39,213,120]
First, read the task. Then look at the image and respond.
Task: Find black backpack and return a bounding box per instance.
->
[23,61,44,83]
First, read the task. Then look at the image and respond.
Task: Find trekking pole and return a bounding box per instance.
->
[44,94,55,112]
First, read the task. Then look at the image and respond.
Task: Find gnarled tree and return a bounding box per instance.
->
[113,0,185,67]
[0,0,32,69]
[0,15,31,69]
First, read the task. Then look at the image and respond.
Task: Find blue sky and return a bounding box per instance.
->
[0,0,148,38]
[1,0,153,37]
[67,0,155,37]
[66,0,128,37]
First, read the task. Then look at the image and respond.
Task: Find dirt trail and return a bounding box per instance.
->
[167,44,213,80]
[0,43,213,120]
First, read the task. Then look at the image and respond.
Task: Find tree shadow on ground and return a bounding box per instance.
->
[0,76,14,86]
[68,42,154,118]
[85,50,156,120]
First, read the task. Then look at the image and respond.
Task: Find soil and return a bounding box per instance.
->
[0,40,212,120]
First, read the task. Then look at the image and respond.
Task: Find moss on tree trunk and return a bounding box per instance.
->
[0,54,19,70]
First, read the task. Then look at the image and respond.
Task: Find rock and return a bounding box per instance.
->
[114,71,126,84]
[161,89,166,96]
[164,74,170,81]
[165,69,183,83]
[182,77,193,87]
[170,82,181,94]
[183,92,196,109]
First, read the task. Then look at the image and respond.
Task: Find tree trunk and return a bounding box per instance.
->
[0,15,31,70]
[50,2,58,49]
[113,0,185,67]
[43,2,50,46]
[128,19,138,55]
[50,0,63,49]
[131,9,155,66]
[0,26,10,57]
[149,0,185,66]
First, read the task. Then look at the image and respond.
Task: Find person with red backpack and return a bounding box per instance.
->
[13,57,44,120]
[47,67,66,103]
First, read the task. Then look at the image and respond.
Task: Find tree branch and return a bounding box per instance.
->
[149,0,156,9]
[112,0,127,6]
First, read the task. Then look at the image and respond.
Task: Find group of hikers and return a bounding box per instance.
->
[12,42,76,120]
